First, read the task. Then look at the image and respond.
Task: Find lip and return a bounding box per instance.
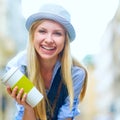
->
[41,45,56,50]
[40,45,56,54]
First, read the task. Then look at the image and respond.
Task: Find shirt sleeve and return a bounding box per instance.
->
[6,50,27,70]
[14,103,24,120]
[57,66,86,119]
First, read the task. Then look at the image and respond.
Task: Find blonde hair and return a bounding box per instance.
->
[27,20,87,119]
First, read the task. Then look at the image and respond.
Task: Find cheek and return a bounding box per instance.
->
[58,40,65,52]
[33,35,41,44]
[33,32,42,48]
[33,38,37,47]
[33,37,40,50]
[34,32,41,41]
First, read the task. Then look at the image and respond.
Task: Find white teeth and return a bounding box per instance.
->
[42,46,55,50]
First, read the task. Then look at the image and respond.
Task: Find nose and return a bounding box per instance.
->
[45,34,54,44]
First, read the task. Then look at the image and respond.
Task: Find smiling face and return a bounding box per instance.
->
[33,20,66,61]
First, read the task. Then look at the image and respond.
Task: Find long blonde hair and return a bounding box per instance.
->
[27,20,87,120]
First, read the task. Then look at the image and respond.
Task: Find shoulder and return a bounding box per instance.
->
[71,66,86,96]
[72,66,86,80]
[6,50,27,70]
[72,66,86,99]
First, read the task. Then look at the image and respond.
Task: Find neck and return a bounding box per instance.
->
[40,57,58,72]
[40,61,55,89]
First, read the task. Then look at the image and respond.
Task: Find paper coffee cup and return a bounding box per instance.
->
[0,67,43,107]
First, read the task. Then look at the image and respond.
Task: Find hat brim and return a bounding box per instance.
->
[25,12,76,41]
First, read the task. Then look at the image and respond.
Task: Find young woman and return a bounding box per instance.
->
[6,3,87,120]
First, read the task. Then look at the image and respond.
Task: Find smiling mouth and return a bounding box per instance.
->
[41,45,56,51]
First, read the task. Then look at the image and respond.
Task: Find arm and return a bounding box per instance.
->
[6,86,36,120]
[5,51,35,120]
[22,108,36,120]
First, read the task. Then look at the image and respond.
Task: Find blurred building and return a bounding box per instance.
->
[79,55,99,120]
[0,0,27,120]
[0,0,7,35]
[6,0,27,51]
[77,2,120,119]
[109,1,120,120]
[0,0,27,67]
[94,1,120,120]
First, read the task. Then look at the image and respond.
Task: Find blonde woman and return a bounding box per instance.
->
[6,3,87,120]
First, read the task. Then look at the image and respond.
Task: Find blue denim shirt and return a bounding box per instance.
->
[6,50,86,120]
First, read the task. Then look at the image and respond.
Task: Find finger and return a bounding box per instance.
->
[6,85,12,94]
[21,93,27,103]
[16,88,24,103]
[21,93,29,107]
[21,93,33,109]
[11,86,18,98]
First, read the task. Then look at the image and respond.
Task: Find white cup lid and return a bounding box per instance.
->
[1,67,19,83]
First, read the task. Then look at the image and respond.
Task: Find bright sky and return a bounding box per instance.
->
[21,0,119,61]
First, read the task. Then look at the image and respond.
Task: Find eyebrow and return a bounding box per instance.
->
[39,26,65,32]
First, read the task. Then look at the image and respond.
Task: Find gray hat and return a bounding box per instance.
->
[25,4,76,41]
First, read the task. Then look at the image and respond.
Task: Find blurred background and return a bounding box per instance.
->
[0,0,120,120]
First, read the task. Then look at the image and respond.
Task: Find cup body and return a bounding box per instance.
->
[0,67,43,107]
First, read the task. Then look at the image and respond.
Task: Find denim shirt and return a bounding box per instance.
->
[6,50,86,120]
